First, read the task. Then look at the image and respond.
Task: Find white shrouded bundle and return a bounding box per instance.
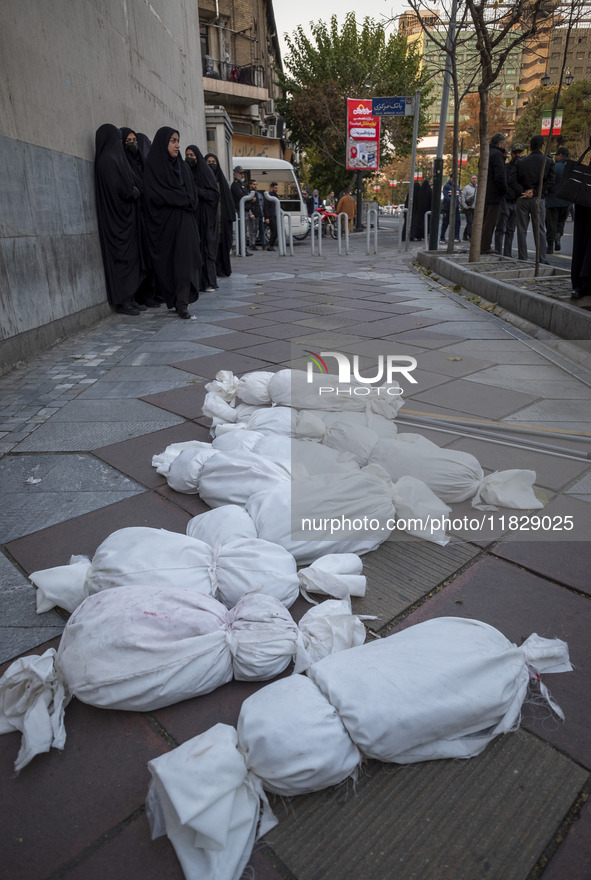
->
[146,617,571,880]
[31,515,367,614]
[202,394,327,440]
[205,368,405,418]
[369,433,544,509]
[0,588,366,772]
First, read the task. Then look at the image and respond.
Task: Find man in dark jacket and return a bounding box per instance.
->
[230,165,253,255]
[546,146,571,253]
[494,144,524,257]
[481,133,507,254]
[264,181,280,250]
[515,134,555,262]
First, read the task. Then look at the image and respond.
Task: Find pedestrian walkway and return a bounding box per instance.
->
[1,243,591,880]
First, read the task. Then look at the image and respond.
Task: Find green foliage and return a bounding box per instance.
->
[277,13,430,195]
[514,81,591,155]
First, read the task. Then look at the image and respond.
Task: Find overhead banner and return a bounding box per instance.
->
[347,98,380,171]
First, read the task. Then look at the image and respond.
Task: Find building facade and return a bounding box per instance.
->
[0,0,207,373]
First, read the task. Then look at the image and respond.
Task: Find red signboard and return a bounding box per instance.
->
[347,98,380,171]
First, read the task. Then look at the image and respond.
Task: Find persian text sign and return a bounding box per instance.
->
[372,96,414,116]
[347,99,380,171]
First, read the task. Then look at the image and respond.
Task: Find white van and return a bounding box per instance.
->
[231,156,309,238]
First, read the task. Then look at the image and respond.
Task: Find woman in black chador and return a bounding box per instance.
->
[143,127,202,319]
[185,145,219,292]
[94,123,147,316]
[204,153,234,277]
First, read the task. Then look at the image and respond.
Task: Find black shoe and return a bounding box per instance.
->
[546,247,553,255]
[245,250,253,256]
[555,237,561,252]
[176,307,190,319]
[250,245,258,251]
[267,246,275,251]
[144,298,162,308]
[135,302,148,311]
[539,259,550,265]
[116,303,140,316]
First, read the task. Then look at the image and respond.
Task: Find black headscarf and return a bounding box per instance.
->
[94,123,146,306]
[187,145,219,289]
[136,133,152,167]
[204,153,234,277]
[119,127,144,189]
[143,127,201,307]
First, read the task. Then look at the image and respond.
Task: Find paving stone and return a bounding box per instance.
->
[235,339,293,364]
[6,492,191,574]
[93,421,207,489]
[411,378,540,420]
[440,341,552,364]
[265,733,587,880]
[393,555,591,769]
[392,328,469,348]
[0,454,146,541]
[493,537,591,595]
[0,693,170,880]
[354,537,480,628]
[542,796,591,880]
[155,485,212,517]
[195,331,277,351]
[0,553,64,662]
[171,352,273,378]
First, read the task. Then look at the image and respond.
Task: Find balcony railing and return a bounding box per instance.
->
[203,58,265,88]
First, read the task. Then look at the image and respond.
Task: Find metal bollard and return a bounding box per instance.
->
[311,213,322,255]
[262,192,286,255]
[366,208,378,254]
[337,212,350,255]
[237,192,256,257]
[282,211,294,256]
[398,207,407,252]
[424,211,431,249]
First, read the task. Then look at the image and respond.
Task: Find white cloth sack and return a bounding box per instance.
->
[370,432,543,509]
[207,369,405,417]
[146,616,570,880]
[1,589,367,770]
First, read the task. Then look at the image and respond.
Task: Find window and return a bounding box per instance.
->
[200,23,209,60]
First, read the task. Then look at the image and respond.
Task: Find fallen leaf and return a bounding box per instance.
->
[249,306,260,310]
[447,356,462,361]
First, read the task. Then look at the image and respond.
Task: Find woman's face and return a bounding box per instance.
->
[167,132,180,158]
[185,148,196,161]
[206,156,217,170]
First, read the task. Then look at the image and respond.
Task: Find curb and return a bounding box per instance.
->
[415,250,591,340]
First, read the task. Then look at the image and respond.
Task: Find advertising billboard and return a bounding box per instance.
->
[347,98,380,171]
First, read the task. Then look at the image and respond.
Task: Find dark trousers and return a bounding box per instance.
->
[494,200,517,257]
[463,208,474,240]
[440,207,460,241]
[267,218,278,248]
[546,206,569,246]
[481,203,501,252]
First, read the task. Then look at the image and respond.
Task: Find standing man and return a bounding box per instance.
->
[230,166,253,256]
[264,180,280,251]
[481,133,507,255]
[248,179,263,250]
[312,189,321,212]
[460,174,477,242]
[515,135,555,263]
[336,189,356,232]
[494,144,524,257]
[546,146,571,254]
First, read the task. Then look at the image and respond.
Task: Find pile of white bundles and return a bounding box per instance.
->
[0,586,367,772]
[153,438,452,557]
[145,616,571,880]
[203,369,543,511]
[30,506,367,615]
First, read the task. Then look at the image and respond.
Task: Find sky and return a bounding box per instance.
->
[274,0,410,59]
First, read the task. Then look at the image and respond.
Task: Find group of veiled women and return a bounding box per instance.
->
[94,125,234,318]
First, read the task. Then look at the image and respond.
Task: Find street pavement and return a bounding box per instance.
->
[1,235,591,880]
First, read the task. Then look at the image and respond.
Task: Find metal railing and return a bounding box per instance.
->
[203,59,265,88]
[263,192,286,256]
[337,212,350,255]
[237,192,256,257]
[366,208,378,254]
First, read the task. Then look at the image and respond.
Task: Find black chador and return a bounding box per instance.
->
[186,145,219,291]
[94,123,146,312]
[143,127,202,314]
[204,153,234,278]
